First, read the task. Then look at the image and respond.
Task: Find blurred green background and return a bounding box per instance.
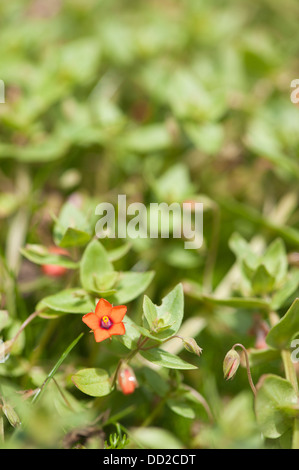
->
[1,0,299,449]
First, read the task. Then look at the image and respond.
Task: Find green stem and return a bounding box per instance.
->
[0,417,4,444]
[269,312,299,395]
[5,165,31,275]
[282,350,299,450]
[268,311,299,449]
[111,360,124,389]
[52,377,74,411]
[281,350,299,450]
[116,423,145,449]
[28,317,60,367]
[268,312,299,394]
[140,334,183,351]
[232,343,256,396]
[141,396,167,427]
[270,311,299,395]
[183,385,214,422]
[3,310,41,364]
[281,349,299,396]
[12,310,41,345]
[111,336,149,389]
[32,332,84,403]
[203,203,220,294]
[292,417,299,450]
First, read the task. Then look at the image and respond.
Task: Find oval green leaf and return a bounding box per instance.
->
[21,244,79,269]
[37,288,95,314]
[80,239,115,292]
[108,271,155,304]
[266,298,299,349]
[255,374,298,439]
[72,368,112,397]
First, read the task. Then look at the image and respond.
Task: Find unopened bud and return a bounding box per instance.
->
[117,365,138,395]
[182,337,203,357]
[1,401,21,428]
[223,349,240,380]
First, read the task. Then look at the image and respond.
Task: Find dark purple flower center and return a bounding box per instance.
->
[100,315,113,330]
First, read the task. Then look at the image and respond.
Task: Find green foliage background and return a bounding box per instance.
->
[1,0,299,449]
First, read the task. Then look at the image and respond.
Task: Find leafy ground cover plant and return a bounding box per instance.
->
[185,235,299,448]
[1,203,208,448]
[1,0,299,449]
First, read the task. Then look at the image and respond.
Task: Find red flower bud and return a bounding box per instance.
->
[42,246,69,278]
[42,264,68,277]
[117,365,138,395]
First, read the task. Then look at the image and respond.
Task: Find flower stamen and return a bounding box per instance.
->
[100,315,113,329]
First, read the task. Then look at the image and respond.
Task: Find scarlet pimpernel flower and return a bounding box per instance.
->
[82,298,127,343]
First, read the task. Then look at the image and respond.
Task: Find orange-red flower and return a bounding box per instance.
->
[82,298,127,343]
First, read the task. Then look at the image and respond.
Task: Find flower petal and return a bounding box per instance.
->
[95,298,113,318]
[110,305,127,324]
[94,328,111,342]
[110,322,126,337]
[82,312,100,330]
